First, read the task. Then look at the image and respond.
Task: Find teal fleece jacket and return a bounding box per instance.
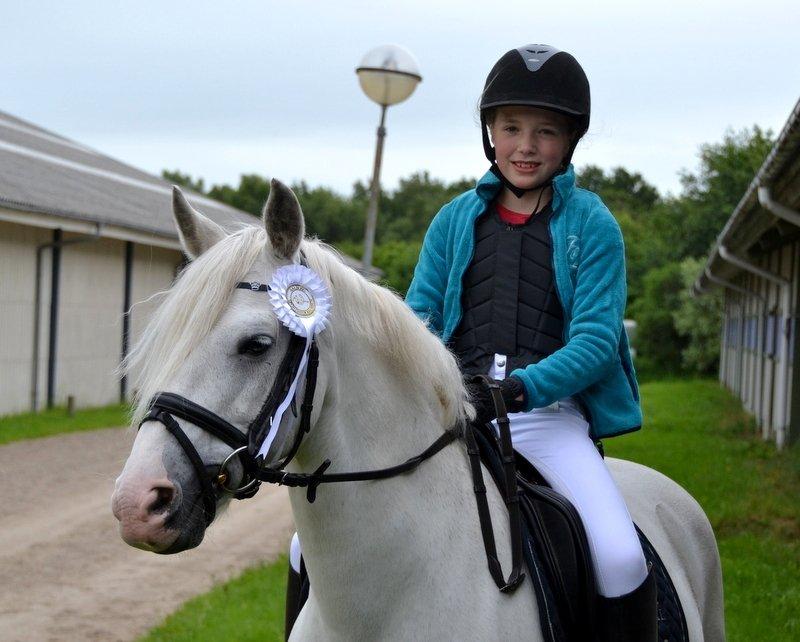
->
[405,165,642,439]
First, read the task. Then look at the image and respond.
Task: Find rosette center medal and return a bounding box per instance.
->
[287,284,316,318]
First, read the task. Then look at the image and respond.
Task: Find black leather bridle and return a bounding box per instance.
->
[139,279,319,525]
[139,278,525,593]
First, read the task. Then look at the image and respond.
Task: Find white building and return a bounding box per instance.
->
[695,98,800,448]
[0,111,367,416]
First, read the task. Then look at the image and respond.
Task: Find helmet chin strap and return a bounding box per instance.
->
[488,163,552,202]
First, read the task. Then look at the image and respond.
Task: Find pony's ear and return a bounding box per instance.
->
[264,179,304,260]
[172,186,226,259]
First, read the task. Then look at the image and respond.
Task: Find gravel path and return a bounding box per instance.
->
[0,427,293,642]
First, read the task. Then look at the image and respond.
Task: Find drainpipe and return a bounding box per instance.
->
[120,241,134,402]
[718,245,791,447]
[758,186,800,226]
[692,281,711,297]
[31,225,103,411]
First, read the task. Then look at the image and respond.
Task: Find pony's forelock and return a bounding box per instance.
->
[124,226,266,426]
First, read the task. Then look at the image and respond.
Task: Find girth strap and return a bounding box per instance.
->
[463,375,526,593]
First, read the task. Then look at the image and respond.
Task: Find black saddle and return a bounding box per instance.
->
[472,421,689,642]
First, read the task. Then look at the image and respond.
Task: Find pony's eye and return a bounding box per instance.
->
[238,334,274,356]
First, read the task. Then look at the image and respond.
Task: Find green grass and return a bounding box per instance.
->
[0,403,129,445]
[140,379,799,641]
[139,555,288,642]
[605,379,800,641]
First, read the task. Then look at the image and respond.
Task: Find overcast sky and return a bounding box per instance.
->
[3,1,798,198]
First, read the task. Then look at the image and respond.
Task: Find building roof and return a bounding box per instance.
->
[0,110,377,276]
[696,97,800,291]
[0,111,259,239]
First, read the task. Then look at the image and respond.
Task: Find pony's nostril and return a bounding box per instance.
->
[148,485,175,515]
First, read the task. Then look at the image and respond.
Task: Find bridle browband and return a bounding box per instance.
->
[138,277,525,593]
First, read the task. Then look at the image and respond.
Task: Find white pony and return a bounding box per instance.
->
[112,181,725,641]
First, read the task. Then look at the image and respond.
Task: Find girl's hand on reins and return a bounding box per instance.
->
[465,375,526,424]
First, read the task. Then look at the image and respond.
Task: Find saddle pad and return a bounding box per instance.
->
[638,526,690,642]
[473,422,689,641]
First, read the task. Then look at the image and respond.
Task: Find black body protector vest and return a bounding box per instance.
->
[452,204,565,376]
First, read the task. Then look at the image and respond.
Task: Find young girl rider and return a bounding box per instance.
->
[405,44,656,641]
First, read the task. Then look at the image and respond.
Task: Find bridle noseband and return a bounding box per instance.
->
[139,280,319,525]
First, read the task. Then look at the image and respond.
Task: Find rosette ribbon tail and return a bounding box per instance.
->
[255,263,331,461]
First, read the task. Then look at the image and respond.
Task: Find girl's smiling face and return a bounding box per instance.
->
[489,106,573,190]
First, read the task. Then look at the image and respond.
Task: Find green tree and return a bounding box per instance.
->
[576,165,660,215]
[629,261,687,374]
[291,181,366,244]
[656,126,774,260]
[208,174,271,217]
[378,171,474,243]
[332,240,422,295]
[373,240,423,295]
[575,165,664,308]
[673,257,723,374]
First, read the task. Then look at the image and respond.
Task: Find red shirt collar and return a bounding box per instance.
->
[495,202,531,225]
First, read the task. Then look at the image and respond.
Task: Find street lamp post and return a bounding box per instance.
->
[356,45,421,270]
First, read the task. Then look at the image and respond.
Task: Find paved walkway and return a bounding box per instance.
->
[0,427,293,641]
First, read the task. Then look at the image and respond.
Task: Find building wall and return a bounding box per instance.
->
[55,233,126,407]
[719,239,799,446]
[124,243,182,397]
[0,221,52,414]
[0,221,181,416]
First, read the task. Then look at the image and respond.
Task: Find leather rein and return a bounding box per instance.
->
[139,282,525,593]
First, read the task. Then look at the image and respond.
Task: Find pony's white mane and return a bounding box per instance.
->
[301,241,469,429]
[124,226,265,426]
[124,225,468,430]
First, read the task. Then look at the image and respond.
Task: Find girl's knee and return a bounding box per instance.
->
[594,541,648,597]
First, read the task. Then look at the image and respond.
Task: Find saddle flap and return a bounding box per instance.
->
[474,422,689,642]
[472,421,596,642]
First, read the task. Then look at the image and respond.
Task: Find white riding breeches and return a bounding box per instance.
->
[290,531,302,573]
[490,397,648,597]
[488,355,648,598]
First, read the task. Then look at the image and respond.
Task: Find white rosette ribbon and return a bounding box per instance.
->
[256,264,332,459]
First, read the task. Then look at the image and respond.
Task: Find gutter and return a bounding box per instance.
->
[695,97,800,294]
[703,267,765,301]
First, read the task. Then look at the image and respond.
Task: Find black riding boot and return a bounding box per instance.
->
[284,563,304,641]
[596,565,658,642]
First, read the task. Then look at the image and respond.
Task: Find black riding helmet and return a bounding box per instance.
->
[480,45,590,198]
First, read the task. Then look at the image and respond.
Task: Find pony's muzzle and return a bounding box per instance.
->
[112,477,182,552]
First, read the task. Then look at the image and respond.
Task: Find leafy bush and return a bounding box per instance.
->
[674,257,723,374]
[630,262,687,374]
